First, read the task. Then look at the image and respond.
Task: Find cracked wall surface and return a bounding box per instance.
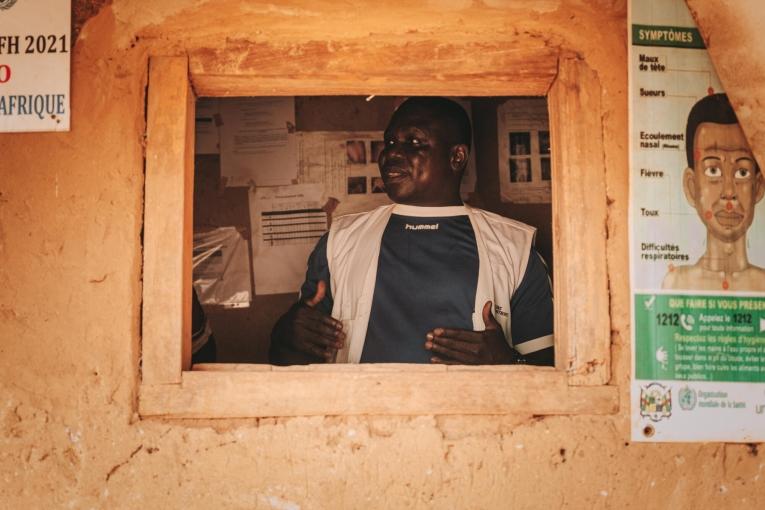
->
[1,0,764,508]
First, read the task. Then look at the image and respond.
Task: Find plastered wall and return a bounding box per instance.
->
[1,1,764,508]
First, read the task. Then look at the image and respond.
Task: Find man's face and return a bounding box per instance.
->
[684,122,765,243]
[378,106,463,206]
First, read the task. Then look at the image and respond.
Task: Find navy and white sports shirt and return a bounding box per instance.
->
[300,209,553,363]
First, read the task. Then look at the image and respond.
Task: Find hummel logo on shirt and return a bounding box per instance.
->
[404,223,439,231]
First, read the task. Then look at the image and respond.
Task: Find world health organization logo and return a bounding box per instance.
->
[678,386,697,411]
[0,0,18,11]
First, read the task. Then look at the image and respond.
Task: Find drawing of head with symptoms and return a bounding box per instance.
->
[663,93,765,291]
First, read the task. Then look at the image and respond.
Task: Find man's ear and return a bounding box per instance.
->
[450,144,469,174]
[682,167,697,207]
[755,170,765,204]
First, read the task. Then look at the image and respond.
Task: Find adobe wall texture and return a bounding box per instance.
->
[1,1,763,508]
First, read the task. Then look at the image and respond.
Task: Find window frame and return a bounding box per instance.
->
[139,52,615,419]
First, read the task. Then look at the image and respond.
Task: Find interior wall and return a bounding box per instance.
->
[2,0,764,508]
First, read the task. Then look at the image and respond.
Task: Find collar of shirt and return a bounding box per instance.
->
[392,203,468,217]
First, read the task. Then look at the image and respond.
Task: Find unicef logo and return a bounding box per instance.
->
[0,0,18,10]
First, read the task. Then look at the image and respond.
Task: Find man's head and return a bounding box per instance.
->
[683,93,764,243]
[378,97,472,206]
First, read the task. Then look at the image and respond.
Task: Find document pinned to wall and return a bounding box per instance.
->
[629,0,765,442]
[0,0,71,133]
[195,98,220,155]
[249,183,328,295]
[219,97,298,187]
[297,131,392,217]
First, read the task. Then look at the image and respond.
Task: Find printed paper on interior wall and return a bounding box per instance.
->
[630,0,765,442]
[0,0,71,132]
[248,183,327,295]
[296,131,392,218]
[218,97,298,187]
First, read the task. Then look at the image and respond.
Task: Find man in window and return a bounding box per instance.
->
[663,93,765,291]
[270,97,554,365]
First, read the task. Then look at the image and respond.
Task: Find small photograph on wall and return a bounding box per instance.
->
[510,158,531,183]
[371,176,386,193]
[509,132,531,155]
[347,176,367,194]
[370,141,385,164]
[346,140,367,164]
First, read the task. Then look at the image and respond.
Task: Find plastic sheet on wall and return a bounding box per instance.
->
[193,227,252,308]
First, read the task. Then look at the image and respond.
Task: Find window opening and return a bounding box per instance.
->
[191,96,553,366]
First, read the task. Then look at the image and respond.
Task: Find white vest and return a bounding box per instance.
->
[326,203,537,363]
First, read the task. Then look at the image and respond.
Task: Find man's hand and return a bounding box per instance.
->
[424,301,520,365]
[271,280,345,363]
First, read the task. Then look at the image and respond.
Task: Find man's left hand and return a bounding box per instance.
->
[425,301,520,365]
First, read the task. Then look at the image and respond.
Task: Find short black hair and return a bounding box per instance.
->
[685,93,740,168]
[394,97,472,151]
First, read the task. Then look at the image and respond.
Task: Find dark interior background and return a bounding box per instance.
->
[193,96,552,363]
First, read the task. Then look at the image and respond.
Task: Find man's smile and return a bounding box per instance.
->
[381,165,410,181]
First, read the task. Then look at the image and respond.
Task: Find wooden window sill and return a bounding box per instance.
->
[139,364,619,418]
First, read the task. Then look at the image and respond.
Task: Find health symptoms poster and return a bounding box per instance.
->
[630,0,765,442]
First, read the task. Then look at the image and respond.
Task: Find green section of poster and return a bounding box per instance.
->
[631,24,705,49]
[635,294,765,382]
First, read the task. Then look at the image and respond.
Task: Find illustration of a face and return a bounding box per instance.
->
[683,122,765,243]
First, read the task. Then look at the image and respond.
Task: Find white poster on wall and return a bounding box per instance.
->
[297,131,392,217]
[0,0,71,132]
[219,97,298,187]
[249,183,328,295]
[630,0,765,442]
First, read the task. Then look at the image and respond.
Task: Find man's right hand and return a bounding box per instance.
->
[274,280,345,362]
